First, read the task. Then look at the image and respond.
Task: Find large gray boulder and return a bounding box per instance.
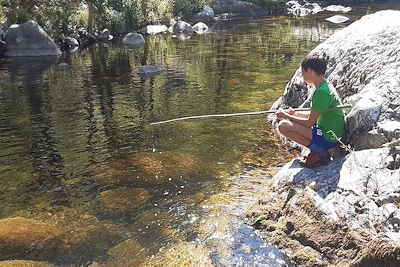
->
[122,33,145,49]
[5,20,62,57]
[172,21,194,34]
[271,146,400,239]
[272,10,400,150]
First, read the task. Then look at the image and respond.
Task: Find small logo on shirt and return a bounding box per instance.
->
[317,128,323,136]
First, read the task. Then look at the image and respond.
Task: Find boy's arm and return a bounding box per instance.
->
[276,110,319,128]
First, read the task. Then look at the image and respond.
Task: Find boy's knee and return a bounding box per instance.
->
[277,120,291,134]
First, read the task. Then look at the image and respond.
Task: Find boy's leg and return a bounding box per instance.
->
[277,120,312,147]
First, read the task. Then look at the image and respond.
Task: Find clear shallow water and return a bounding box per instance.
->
[1,4,399,266]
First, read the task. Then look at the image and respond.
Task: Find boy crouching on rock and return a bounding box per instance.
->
[275,55,345,168]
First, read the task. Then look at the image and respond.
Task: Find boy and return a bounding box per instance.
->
[275,55,345,168]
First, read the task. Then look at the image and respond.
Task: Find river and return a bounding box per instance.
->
[1,3,399,266]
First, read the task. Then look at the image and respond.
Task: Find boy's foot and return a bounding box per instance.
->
[302,153,331,168]
[302,151,318,162]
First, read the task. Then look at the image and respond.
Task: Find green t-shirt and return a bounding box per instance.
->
[311,80,345,142]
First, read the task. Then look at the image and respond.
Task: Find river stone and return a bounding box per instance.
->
[0,260,54,267]
[287,1,322,17]
[5,20,62,57]
[99,28,111,40]
[325,15,350,24]
[172,21,194,34]
[138,65,166,79]
[142,25,168,35]
[272,10,400,151]
[122,33,145,47]
[193,22,209,34]
[65,37,79,47]
[324,5,351,13]
[0,217,62,260]
[96,188,150,214]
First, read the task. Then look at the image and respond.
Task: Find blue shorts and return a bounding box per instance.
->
[310,125,337,152]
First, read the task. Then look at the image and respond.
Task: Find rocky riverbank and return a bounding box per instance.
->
[247,10,400,266]
[0,0,364,57]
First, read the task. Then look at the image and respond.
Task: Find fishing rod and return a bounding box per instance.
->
[150,104,353,125]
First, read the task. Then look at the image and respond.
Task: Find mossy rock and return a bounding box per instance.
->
[104,239,144,266]
[133,208,183,243]
[0,260,54,267]
[92,151,204,186]
[96,188,150,215]
[60,221,125,261]
[144,242,213,266]
[0,217,62,260]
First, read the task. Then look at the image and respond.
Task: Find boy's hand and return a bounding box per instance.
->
[275,110,288,119]
[287,107,295,115]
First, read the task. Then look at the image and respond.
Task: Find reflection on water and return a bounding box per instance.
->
[1,4,398,266]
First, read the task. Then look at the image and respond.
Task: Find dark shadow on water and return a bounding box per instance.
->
[289,157,347,198]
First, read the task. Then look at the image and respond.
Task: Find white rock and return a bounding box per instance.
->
[377,120,400,133]
[146,25,168,35]
[325,5,352,13]
[325,15,349,24]
[193,22,209,34]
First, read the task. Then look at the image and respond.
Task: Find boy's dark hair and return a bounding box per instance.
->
[301,55,328,76]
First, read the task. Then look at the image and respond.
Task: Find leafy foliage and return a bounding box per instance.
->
[0,0,208,36]
[247,0,287,15]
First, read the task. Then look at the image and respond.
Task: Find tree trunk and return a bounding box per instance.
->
[88,1,94,33]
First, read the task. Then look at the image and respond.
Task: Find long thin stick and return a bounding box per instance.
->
[150,104,352,125]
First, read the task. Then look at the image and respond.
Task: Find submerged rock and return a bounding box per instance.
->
[144,242,213,266]
[138,64,166,79]
[96,188,150,215]
[104,239,144,266]
[92,151,204,186]
[0,260,54,267]
[0,217,62,260]
[5,20,62,57]
[60,220,125,262]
